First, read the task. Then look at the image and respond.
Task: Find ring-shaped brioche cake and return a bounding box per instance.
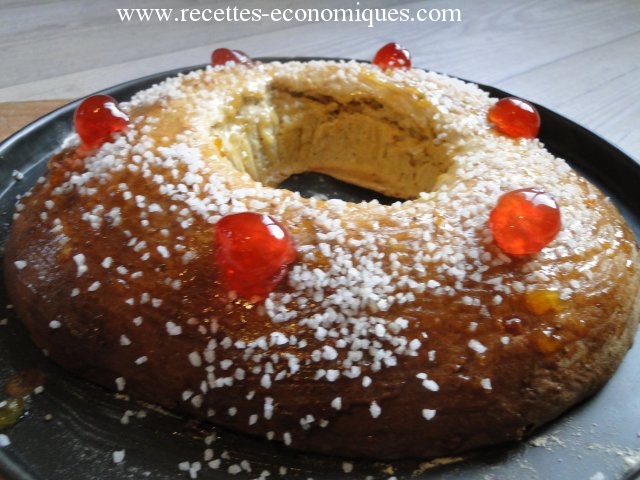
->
[4,57,640,460]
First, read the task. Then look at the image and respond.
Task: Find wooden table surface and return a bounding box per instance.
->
[1,0,639,162]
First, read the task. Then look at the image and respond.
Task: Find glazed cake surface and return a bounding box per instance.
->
[4,60,640,459]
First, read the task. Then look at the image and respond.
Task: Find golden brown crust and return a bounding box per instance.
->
[3,60,640,459]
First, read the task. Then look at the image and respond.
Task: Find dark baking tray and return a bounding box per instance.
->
[1,59,640,480]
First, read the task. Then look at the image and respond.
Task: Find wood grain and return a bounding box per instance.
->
[0,100,69,142]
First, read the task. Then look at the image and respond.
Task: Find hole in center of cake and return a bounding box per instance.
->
[265,86,454,200]
[210,77,455,201]
[277,172,403,205]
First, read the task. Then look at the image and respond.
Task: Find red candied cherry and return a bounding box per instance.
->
[74,94,129,149]
[214,212,296,301]
[488,97,540,139]
[373,42,412,69]
[211,48,252,66]
[489,188,561,255]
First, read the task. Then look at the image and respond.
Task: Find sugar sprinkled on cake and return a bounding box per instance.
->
[7,58,636,461]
